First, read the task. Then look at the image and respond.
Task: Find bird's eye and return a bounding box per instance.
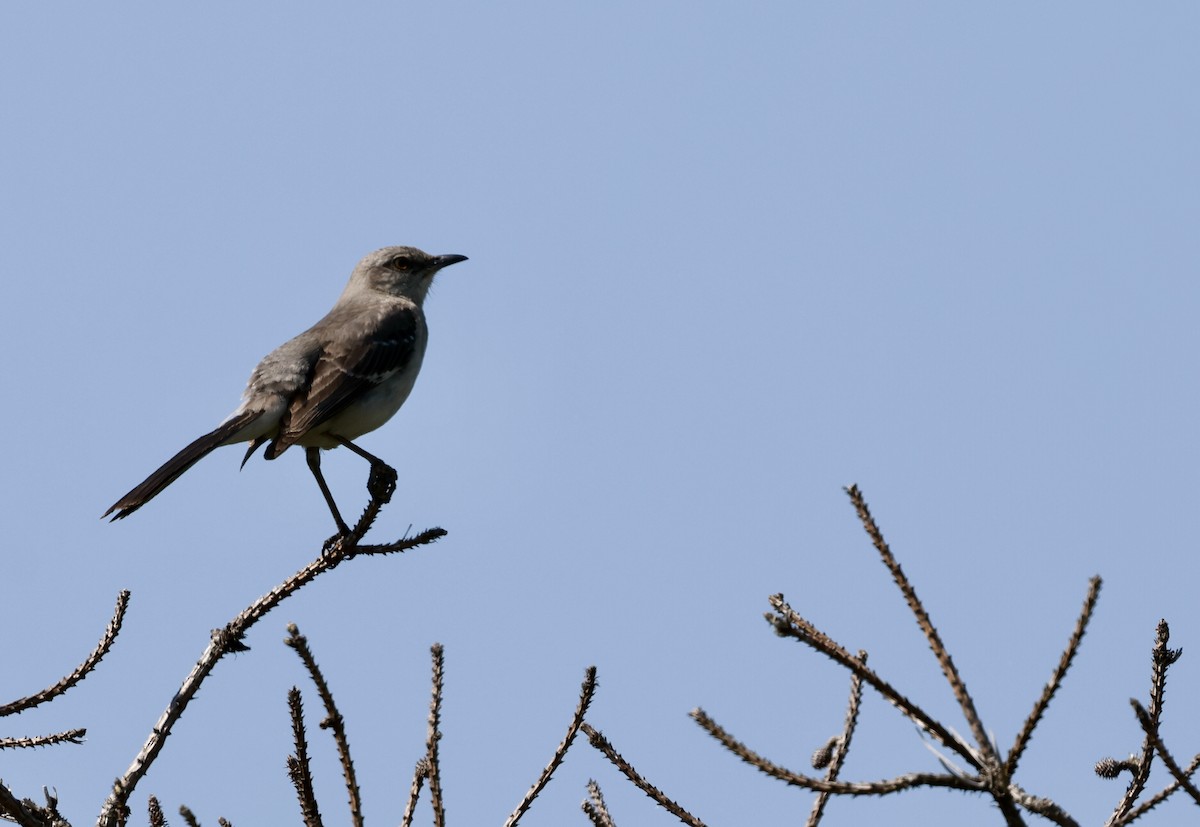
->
[389,255,413,271]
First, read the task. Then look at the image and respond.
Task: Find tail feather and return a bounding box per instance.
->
[103,411,264,521]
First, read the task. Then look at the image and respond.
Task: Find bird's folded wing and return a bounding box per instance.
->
[269,307,420,454]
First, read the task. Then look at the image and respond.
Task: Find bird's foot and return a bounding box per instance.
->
[367,462,398,503]
[322,525,354,558]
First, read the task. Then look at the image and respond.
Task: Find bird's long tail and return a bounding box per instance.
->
[103,410,264,521]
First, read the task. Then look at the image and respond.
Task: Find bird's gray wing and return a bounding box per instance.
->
[266,307,420,456]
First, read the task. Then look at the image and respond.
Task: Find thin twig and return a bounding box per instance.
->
[1106,620,1180,825]
[285,625,361,826]
[286,687,323,827]
[1122,754,1200,823]
[399,758,429,827]
[426,643,446,827]
[690,708,979,796]
[0,781,47,827]
[1008,783,1082,827]
[505,666,598,826]
[807,651,867,826]
[0,728,87,750]
[96,528,446,827]
[0,590,130,717]
[845,485,994,764]
[581,722,706,827]
[1005,577,1102,778]
[582,779,616,827]
[147,796,166,827]
[766,594,979,768]
[1132,700,1200,805]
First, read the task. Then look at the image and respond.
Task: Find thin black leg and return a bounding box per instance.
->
[331,435,397,503]
[306,447,351,536]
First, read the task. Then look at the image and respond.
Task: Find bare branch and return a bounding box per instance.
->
[0,780,60,827]
[147,796,166,827]
[426,643,446,827]
[690,707,979,796]
[286,687,323,827]
[581,722,706,827]
[284,625,360,826]
[1008,784,1081,827]
[1006,577,1102,777]
[0,590,130,718]
[1106,620,1180,825]
[582,779,616,827]
[0,728,86,750]
[399,758,429,827]
[808,651,867,826]
[505,666,598,826]
[96,528,445,827]
[766,594,979,768]
[845,485,994,762]
[1122,754,1200,823]
[1132,700,1200,805]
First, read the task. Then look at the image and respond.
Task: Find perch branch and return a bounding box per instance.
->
[96,527,445,827]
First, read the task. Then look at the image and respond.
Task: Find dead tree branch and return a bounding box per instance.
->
[284,624,360,826]
[95,526,445,827]
[505,666,598,826]
[0,590,129,718]
[581,722,705,827]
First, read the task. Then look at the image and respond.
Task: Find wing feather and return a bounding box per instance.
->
[266,308,420,456]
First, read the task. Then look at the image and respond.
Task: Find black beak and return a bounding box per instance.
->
[433,254,468,270]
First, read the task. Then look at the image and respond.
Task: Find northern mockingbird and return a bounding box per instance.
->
[104,245,467,535]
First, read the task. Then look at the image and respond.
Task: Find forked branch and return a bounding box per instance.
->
[96,526,445,827]
[691,707,979,796]
[286,687,323,827]
[807,651,867,826]
[1131,700,1200,806]
[1105,621,1182,825]
[765,594,979,768]
[285,624,360,826]
[399,645,448,826]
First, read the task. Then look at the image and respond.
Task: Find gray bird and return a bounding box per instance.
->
[104,245,468,535]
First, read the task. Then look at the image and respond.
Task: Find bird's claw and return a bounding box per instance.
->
[322,532,349,558]
[368,463,398,503]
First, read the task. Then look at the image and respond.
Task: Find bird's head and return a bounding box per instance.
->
[350,245,468,304]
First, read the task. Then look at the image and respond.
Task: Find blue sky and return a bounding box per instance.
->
[2,4,1198,825]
